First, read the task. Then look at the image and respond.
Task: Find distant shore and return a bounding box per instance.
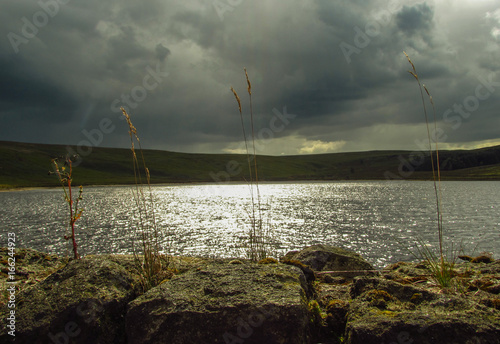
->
[2,177,500,193]
[1,141,499,188]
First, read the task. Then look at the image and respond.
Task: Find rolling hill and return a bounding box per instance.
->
[1,141,499,189]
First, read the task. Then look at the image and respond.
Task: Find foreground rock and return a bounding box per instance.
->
[345,276,499,344]
[283,244,375,276]
[0,255,142,344]
[1,246,499,344]
[0,248,67,305]
[126,262,311,344]
[317,259,500,344]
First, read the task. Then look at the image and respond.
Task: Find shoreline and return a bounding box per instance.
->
[2,178,500,192]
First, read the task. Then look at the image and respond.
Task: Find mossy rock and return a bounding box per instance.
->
[349,277,435,304]
[0,247,68,305]
[345,308,500,344]
[126,263,311,344]
[258,257,279,264]
[361,289,395,309]
[283,245,374,276]
[325,299,349,337]
[0,255,142,344]
[345,277,500,344]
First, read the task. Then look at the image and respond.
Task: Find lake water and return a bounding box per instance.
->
[0,181,498,269]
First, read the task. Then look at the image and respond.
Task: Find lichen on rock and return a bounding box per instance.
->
[126,263,312,344]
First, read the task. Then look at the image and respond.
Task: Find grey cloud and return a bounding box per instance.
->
[0,0,498,154]
[396,3,434,35]
[155,44,171,62]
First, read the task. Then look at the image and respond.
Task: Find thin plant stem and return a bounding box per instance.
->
[423,85,444,266]
[50,157,82,259]
[244,68,263,256]
[231,86,258,259]
[230,68,268,261]
[67,168,77,259]
[404,51,445,271]
[121,107,165,290]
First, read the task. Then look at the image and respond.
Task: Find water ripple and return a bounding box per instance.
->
[0,181,498,268]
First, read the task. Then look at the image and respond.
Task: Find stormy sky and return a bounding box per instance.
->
[1,0,499,155]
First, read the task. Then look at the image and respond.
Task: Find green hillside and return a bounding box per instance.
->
[0,141,499,189]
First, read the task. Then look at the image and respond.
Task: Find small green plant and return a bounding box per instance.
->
[231,68,273,261]
[49,156,83,259]
[308,300,327,325]
[122,108,168,290]
[414,239,458,288]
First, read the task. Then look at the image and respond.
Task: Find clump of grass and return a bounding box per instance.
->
[404,52,451,288]
[258,257,278,264]
[417,240,457,289]
[121,108,168,290]
[49,156,83,259]
[230,68,273,261]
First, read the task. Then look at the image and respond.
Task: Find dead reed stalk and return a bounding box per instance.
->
[231,68,268,261]
[404,51,448,284]
[121,107,166,290]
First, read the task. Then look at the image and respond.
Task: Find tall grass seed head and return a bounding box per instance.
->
[230,87,242,114]
[244,67,252,96]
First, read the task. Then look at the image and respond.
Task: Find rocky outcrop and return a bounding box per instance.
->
[345,277,499,344]
[126,262,311,344]
[0,248,67,305]
[0,255,142,344]
[1,247,499,344]
[317,260,500,344]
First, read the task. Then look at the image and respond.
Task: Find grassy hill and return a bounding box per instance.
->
[0,141,499,189]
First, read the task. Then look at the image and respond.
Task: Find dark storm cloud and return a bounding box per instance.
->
[396,3,434,35]
[155,44,171,62]
[1,0,499,155]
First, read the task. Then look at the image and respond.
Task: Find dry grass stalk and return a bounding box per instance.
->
[404,51,447,285]
[244,68,263,257]
[121,107,166,290]
[230,69,268,261]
